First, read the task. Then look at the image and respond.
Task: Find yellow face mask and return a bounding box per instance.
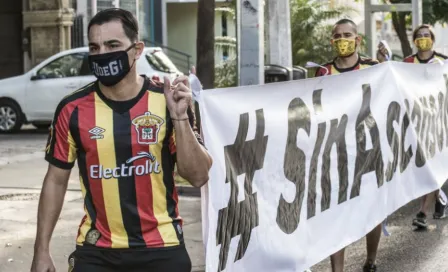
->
[415,37,433,51]
[332,38,357,57]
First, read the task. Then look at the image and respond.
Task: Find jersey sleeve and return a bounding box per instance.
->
[45,104,77,169]
[314,67,325,77]
[314,64,331,77]
[169,102,204,155]
[435,52,448,60]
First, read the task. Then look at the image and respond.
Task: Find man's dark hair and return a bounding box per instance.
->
[333,18,358,34]
[88,8,139,42]
[413,24,435,41]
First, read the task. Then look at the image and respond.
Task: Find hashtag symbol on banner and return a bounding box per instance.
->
[216,109,268,271]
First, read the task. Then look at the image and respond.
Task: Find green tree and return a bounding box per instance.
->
[290,0,357,67]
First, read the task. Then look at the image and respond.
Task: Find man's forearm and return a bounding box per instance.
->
[174,120,211,187]
[34,173,68,252]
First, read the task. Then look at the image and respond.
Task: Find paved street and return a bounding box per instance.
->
[0,125,47,162]
[1,128,448,272]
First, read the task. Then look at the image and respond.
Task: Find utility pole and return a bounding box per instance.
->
[236,0,264,86]
[266,0,292,73]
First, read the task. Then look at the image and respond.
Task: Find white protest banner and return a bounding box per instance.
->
[199,61,448,272]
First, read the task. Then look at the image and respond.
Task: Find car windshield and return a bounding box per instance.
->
[145,50,179,73]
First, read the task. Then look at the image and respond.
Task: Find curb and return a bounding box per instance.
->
[176,185,201,197]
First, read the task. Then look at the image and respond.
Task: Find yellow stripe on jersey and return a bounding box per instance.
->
[147,91,179,246]
[359,64,374,69]
[330,65,339,75]
[67,131,76,163]
[94,92,129,248]
[77,176,92,245]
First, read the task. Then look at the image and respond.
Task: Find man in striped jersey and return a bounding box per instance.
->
[314,19,382,272]
[403,24,447,64]
[31,8,212,272]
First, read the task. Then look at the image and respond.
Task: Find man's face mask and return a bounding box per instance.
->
[332,38,357,57]
[415,37,433,52]
[88,44,136,86]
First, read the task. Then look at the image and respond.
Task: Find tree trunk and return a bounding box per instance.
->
[391,12,412,57]
[196,0,215,89]
[389,0,413,58]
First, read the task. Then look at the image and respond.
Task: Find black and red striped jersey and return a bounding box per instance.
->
[45,76,202,249]
[315,55,379,77]
[403,51,448,63]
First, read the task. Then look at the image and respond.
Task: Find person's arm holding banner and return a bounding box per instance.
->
[163,75,212,187]
[377,40,392,63]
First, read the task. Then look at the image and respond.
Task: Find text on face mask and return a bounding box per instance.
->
[92,60,123,76]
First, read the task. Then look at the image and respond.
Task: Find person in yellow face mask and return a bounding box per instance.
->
[404,24,447,63]
[314,19,382,272]
[377,25,448,230]
[377,24,447,64]
[315,18,379,77]
[404,25,448,229]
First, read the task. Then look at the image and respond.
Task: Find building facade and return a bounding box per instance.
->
[162,0,236,69]
[0,0,75,79]
[76,0,155,46]
[0,0,237,79]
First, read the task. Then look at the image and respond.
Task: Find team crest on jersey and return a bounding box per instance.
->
[132,111,164,145]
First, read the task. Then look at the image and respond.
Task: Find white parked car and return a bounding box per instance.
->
[0,47,183,133]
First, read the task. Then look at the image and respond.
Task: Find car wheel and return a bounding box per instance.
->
[0,100,23,133]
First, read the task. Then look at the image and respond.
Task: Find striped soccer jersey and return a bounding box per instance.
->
[45,76,203,249]
[403,51,448,63]
[315,55,379,77]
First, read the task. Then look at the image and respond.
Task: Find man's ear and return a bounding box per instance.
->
[134,41,145,60]
[355,35,362,46]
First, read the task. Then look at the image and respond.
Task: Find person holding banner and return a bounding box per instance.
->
[377,24,448,229]
[378,24,447,64]
[314,18,382,272]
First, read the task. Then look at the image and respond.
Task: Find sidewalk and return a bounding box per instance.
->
[0,157,205,272]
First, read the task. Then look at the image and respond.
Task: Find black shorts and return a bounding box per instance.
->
[68,244,192,272]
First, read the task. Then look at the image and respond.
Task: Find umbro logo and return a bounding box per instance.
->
[89,126,105,140]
